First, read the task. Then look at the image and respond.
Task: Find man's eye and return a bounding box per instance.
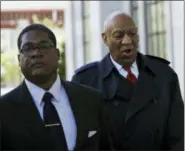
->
[40,43,52,49]
[114,34,122,38]
[22,45,32,51]
[128,32,137,36]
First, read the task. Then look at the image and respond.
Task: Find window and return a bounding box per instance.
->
[131,1,138,26]
[131,1,140,51]
[145,1,167,59]
[82,1,91,63]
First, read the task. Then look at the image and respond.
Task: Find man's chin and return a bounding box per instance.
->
[30,73,51,84]
[31,68,47,75]
[31,71,47,76]
[120,54,137,66]
[120,58,135,66]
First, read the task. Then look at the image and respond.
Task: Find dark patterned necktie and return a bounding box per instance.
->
[42,92,68,150]
[123,66,137,84]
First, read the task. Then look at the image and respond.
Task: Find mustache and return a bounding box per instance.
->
[120,47,134,52]
[30,60,45,67]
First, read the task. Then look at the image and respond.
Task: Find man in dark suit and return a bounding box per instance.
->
[72,11,184,150]
[0,24,111,150]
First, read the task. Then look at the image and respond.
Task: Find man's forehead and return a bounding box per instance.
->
[112,27,138,33]
[21,30,50,44]
[112,15,135,26]
[104,13,136,33]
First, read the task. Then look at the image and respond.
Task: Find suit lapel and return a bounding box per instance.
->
[16,82,53,146]
[99,54,118,99]
[99,54,136,100]
[102,73,118,99]
[62,81,88,150]
[125,53,157,122]
[17,80,88,149]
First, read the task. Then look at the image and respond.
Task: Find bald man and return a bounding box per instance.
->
[71,11,184,150]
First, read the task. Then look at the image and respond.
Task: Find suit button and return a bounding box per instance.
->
[113,100,119,106]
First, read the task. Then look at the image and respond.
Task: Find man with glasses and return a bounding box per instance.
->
[72,11,184,150]
[0,24,112,150]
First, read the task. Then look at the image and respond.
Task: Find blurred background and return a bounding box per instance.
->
[1,1,184,99]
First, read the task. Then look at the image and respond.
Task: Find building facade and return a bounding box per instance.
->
[1,9,64,52]
[64,1,184,99]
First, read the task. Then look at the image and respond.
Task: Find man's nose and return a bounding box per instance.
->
[121,34,132,45]
[31,48,43,58]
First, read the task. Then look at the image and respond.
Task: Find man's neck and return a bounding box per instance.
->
[26,73,58,90]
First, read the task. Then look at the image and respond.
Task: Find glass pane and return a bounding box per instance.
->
[163,36,167,59]
[84,42,91,63]
[131,1,138,8]
[84,18,91,42]
[158,34,163,57]
[132,9,138,25]
[151,4,157,33]
[83,1,90,17]
[83,10,92,63]
[160,33,167,59]
[146,5,152,34]
[157,2,165,32]
[145,1,158,5]
[147,36,153,55]
[151,35,158,56]
[146,1,166,58]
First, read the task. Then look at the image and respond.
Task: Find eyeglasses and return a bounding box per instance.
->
[20,42,54,56]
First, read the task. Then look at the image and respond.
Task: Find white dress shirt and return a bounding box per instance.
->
[25,75,77,151]
[110,55,139,79]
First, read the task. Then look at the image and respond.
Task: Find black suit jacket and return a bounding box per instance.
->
[72,52,184,150]
[0,79,111,150]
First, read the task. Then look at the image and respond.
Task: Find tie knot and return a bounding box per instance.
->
[123,66,131,72]
[42,92,53,104]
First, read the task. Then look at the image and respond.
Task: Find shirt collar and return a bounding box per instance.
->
[48,74,61,103]
[25,74,61,105]
[110,54,138,72]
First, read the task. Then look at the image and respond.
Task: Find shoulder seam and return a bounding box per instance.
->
[75,61,98,73]
[146,55,170,65]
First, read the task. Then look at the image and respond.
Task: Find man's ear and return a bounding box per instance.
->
[101,32,108,46]
[56,48,60,60]
[17,54,20,66]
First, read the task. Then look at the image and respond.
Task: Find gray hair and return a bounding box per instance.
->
[103,11,131,32]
